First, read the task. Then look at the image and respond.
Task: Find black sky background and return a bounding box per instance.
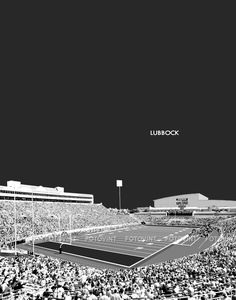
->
[1,3,235,209]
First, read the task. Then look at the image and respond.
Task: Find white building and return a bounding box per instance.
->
[0,180,94,204]
[153,193,236,210]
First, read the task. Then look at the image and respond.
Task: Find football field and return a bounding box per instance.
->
[36,225,193,268]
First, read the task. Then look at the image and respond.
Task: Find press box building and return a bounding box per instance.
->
[0,180,94,204]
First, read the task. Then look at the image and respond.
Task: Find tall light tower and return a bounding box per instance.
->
[69,214,72,244]
[32,192,35,255]
[116,180,123,210]
[14,187,17,255]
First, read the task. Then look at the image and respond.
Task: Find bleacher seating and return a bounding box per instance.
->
[1,201,236,300]
[0,201,137,245]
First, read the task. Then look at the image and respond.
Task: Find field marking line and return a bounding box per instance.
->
[198,232,215,249]
[71,240,171,254]
[129,242,173,269]
[178,236,201,247]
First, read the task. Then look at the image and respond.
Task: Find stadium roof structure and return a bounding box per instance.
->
[153,193,236,210]
[0,180,94,203]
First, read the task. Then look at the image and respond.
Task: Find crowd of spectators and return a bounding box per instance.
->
[0,201,138,246]
[1,201,236,299]
[0,216,236,299]
[135,214,227,228]
[189,224,216,239]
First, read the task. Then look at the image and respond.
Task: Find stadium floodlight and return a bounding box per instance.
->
[116,180,123,210]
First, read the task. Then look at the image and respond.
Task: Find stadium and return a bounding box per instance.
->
[1,181,236,299]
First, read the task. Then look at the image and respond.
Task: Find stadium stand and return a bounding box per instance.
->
[0,214,236,299]
[2,182,236,298]
[134,214,228,227]
[0,202,137,246]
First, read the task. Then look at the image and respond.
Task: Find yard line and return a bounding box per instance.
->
[73,239,170,252]
[73,239,172,254]
[198,232,213,249]
[35,226,194,269]
[62,241,150,256]
[71,240,153,254]
[73,238,171,249]
[71,240,188,251]
[75,233,173,241]
[72,227,192,249]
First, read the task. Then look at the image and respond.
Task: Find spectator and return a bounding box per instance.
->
[1,206,236,300]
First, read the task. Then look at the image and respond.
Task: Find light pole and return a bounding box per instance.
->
[32,193,34,255]
[14,187,17,255]
[51,215,61,242]
[69,214,72,244]
[58,215,61,242]
[116,180,123,210]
